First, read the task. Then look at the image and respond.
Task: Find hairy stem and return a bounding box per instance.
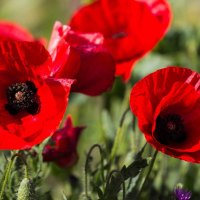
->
[0,152,29,200]
[110,108,129,161]
[84,144,105,199]
[136,150,158,199]
[0,154,15,200]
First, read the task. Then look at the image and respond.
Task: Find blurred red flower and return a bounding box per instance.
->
[130,67,200,163]
[42,116,84,168]
[48,21,116,96]
[0,40,73,149]
[69,0,172,81]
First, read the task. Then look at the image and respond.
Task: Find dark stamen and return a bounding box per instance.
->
[154,114,186,145]
[112,31,127,39]
[5,81,40,115]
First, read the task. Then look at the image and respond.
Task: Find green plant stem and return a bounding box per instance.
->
[0,152,29,200]
[15,153,29,179]
[110,108,129,161]
[136,150,158,199]
[84,144,105,199]
[0,154,15,200]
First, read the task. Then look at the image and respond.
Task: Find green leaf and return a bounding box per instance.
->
[103,158,148,200]
[91,183,104,199]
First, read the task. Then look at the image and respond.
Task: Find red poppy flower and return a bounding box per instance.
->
[48,21,116,96]
[69,0,172,81]
[0,40,73,150]
[130,66,200,163]
[42,115,84,168]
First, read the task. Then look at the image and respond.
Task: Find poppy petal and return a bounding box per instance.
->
[0,21,34,41]
[0,20,46,45]
[0,40,52,78]
[49,21,115,96]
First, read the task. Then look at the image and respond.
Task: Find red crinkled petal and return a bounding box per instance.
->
[69,45,115,96]
[0,21,46,46]
[48,22,71,76]
[66,30,104,46]
[21,78,73,148]
[166,149,200,164]
[48,22,115,96]
[0,40,73,149]
[116,59,136,81]
[0,40,52,78]
[69,0,172,81]
[144,133,200,163]
[130,66,200,163]
[0,21,34,41]
[56,152,78,168]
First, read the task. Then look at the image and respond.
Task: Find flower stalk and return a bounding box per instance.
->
[136,150,158,199]
[84,144,105,199]
[0,157,14,200]
[110,108,129,161]
[0,153,28,200]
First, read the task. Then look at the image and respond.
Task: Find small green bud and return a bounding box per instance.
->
[17,178,36,200]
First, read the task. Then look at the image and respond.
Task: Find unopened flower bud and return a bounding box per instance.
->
[17,178,36,200]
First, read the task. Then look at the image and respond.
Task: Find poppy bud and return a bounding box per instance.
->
[42,115,85,167]
[17,178,36,200]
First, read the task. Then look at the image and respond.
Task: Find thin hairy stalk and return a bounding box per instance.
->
[110,107,129,161]
[136,150,158,199]
[0,153,28,200]
[84,144,105,198]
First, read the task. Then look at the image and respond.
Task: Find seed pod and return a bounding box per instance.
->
[17,178,36,200]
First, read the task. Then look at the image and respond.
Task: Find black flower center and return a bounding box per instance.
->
[5,81,40,115]
[112,31,127,39]
[154,114,186,145]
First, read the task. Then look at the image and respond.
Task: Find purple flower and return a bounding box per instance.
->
[174,187,191,200]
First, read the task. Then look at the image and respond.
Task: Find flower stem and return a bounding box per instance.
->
[0,152,29,200]
[136,150,158,199]
[15,153,29,178]
[110,107,129,161]
[0,154,15,200]
[84,144,105,199]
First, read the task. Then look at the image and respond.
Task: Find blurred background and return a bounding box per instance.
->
[1,0,200,199]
